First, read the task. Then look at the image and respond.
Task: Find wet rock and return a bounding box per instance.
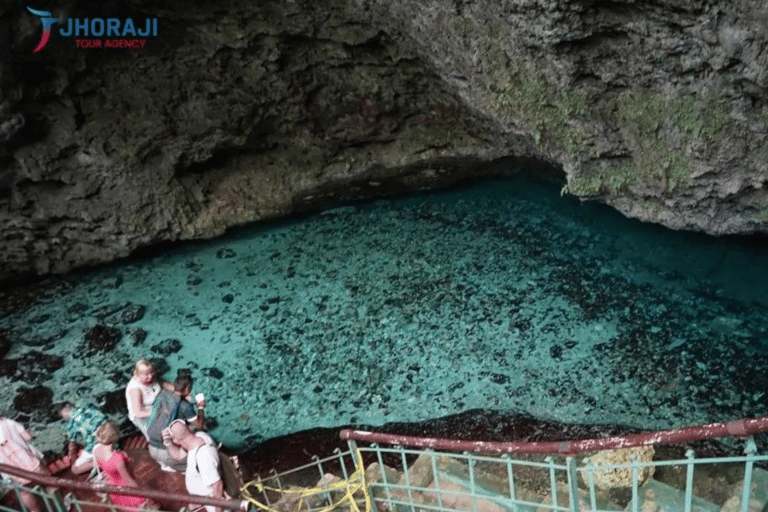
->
[25,329,68,347]
[0,359,17,377]
[222,294,234,303]
[149,358,170,378]
[121,303,146,324]
[150,338,182,356]
[102,275,123,289]
[550,345,562,359]
[185,260,202,272]
[91,303,126,320]
[85,323,122,352]
[15,351,64,383]
[98,389,129,414]
[187,275,203,286]
[0,329,8,359]
[130,328,147,345]
[218,281,230,288]
[564,340,578,349]
[201,367,223,379]
[67,302,88,318]
[2,351,64,383]
[13,385,54,420]
[216,248,236,259]
[28,313,50,324]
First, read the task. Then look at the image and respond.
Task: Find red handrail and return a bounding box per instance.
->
[0,462,248,510]
[340,416,768,455]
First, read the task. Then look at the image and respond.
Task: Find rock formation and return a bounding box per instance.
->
[1,0,766,283]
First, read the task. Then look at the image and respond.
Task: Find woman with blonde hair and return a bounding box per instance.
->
[93,421,156,511]
[125,359,173,438]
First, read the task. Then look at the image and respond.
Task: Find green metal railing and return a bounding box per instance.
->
[246,417,768,512]
[4,416,768,512]
[0,461,248,512]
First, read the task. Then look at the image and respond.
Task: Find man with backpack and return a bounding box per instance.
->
[146,369,205,472]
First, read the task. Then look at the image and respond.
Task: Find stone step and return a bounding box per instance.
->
[624,479,721,512]
[719,468,768,512]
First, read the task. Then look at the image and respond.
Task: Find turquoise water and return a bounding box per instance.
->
[1,175,767,452]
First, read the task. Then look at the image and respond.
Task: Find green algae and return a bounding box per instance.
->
[496,58,745,196]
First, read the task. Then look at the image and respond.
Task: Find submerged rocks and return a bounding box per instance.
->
[13,385,54,420]
[0,329,8,359]
[201,367,223,379]
[121,304,146,324]
[0,350,64,383]
[98,389,129,414]
[15,351,64,383]
[85,323,122,352]
[150,338,182,356]
[216,249,236,259]
[130,328,148,345]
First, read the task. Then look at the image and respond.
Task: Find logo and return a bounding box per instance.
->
[26,7,58,53]
[26,5,158,52]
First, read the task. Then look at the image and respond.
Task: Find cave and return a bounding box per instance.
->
[1,0,768,471]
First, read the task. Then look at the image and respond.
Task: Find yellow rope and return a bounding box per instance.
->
[240,449,370,512]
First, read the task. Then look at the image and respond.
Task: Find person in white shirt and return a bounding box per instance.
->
[163,419,224,512]
[125,359,173,438]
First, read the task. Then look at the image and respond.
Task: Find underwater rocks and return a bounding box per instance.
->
[0,350,64,384]
[97,389,129,415]
[84,323,122,352]
[201,367,223,379]
[150,338,182,356]
[13,385,54,421]
[90,302,146,324]
[130,328,147,345]
[0,329,8,359]
[121,304,145,324]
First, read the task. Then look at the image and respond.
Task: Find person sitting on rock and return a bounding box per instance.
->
[163,419,225,512]
[146,369,206,472]
[59,402,107,475]
[125,359,173,439]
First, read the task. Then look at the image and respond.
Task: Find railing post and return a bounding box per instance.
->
[631,454,639,512]
[566,456,580,512]
[741,437,757,512]
[583,457,597,512]
[399,445,417,512]
[429,450,445,512]
[372,443,395,510]
[546,456,557,511]
[467,452,479,512]
[45,488,68,512]
[503,454,519,512]
[684,449,695,512]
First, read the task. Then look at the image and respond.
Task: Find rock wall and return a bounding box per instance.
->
[1,0,767,283]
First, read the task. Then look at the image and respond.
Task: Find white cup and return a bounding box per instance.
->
[195,393,205,402]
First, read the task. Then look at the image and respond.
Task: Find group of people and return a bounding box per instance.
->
[1,359,228,512]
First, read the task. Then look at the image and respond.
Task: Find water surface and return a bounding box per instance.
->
[2,174,766,451]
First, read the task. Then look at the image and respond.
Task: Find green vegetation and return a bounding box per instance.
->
[497,59,739,197]
[497,62,592,156]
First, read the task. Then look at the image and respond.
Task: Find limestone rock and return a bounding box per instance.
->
[584,445,655,490]
[1,0,767,284]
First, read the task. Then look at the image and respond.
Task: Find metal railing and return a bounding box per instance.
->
[0,461,249,512]
[244,416,768,512]
[4,416,768,512]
